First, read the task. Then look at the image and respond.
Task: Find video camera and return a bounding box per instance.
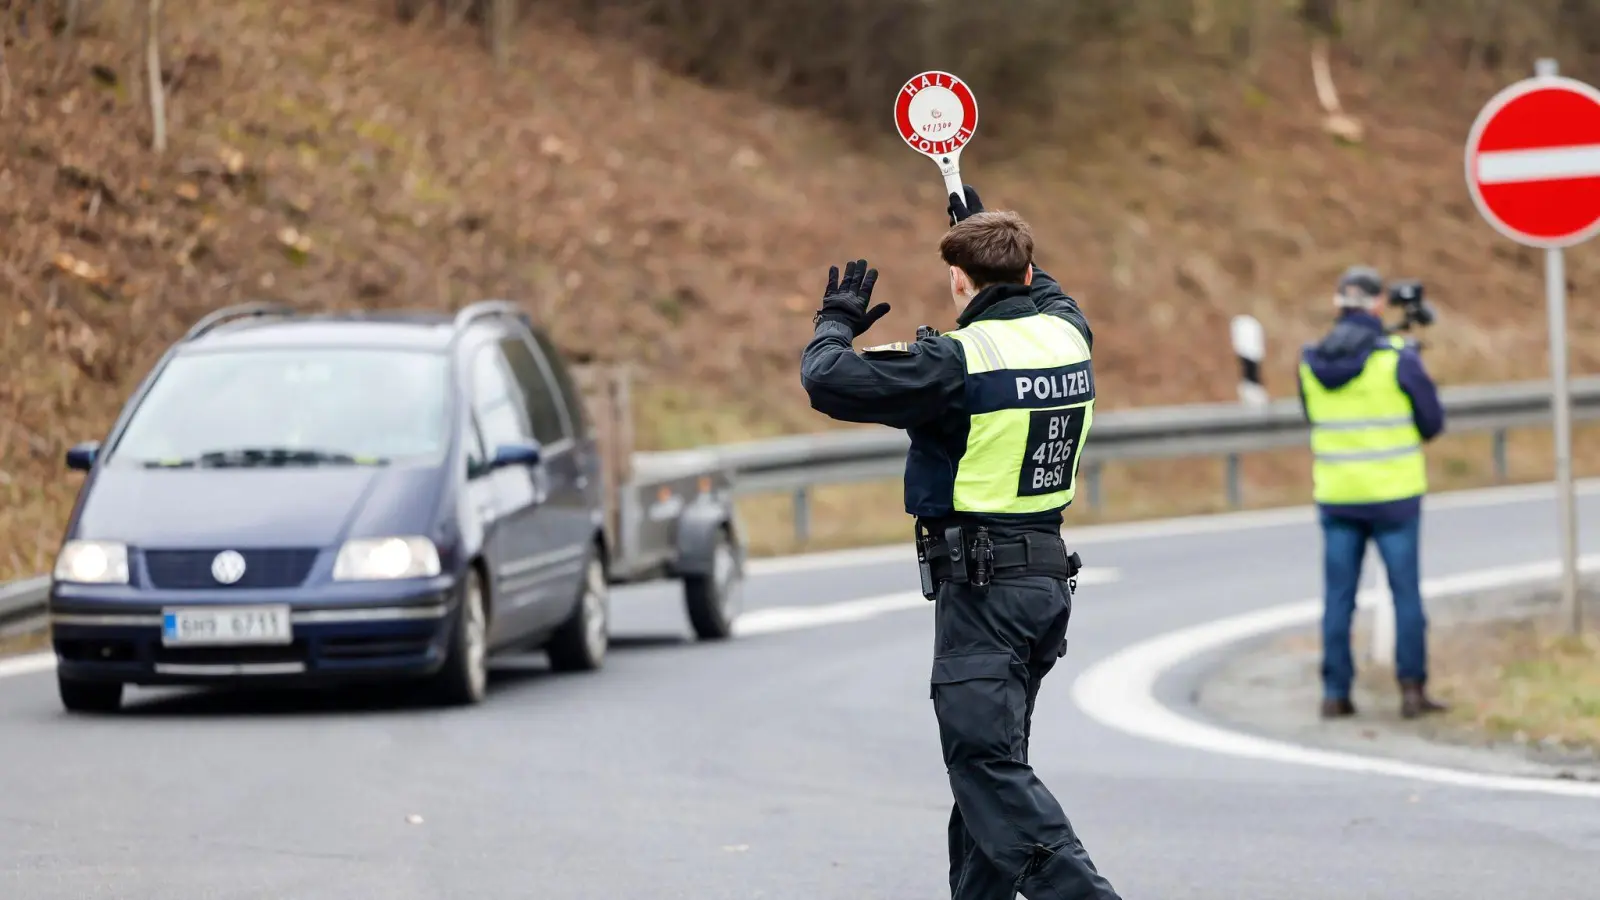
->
[1385,279,1436,332]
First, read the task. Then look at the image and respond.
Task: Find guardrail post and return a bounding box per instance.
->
[1225,454,1242,508]
[792,486,811,546]
[1085,462,1102,512]
[1492,428,1508,482]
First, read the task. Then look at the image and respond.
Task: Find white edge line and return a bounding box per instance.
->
[747,478,1600,575]
[1071,555,1600,799]
[732,568,1120,636]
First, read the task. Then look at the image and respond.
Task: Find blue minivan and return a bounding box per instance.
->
[48,301,633,711]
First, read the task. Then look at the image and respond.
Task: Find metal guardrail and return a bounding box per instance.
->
[3,376,1598,637]
[0,576,50,639]
[634,376,1600,541]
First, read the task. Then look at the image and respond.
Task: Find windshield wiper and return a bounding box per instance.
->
[143,448,386,468]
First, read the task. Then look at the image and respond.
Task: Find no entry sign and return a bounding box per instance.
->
[1465,73,1600,248]
[1464,60,1589,634]
[894,71,979,198]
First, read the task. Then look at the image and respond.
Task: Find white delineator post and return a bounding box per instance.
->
[1464,57,1592,634]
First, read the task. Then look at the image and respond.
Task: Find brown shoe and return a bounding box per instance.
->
[1400,681,1448,719]
[1320,697,1356,719]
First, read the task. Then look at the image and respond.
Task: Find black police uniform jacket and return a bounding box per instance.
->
[799,266,1093,536]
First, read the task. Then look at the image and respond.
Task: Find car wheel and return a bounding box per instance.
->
[684,527,743,641]
[58,677,123,714]
[547,550,608,672]
[430,567,490,706]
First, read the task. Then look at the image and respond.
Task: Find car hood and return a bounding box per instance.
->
[71,464,442,548]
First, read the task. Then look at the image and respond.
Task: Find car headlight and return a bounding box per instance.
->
[333,536,441,581]
[53,540,130,585]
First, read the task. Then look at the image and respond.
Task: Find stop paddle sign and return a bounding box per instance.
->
[894,71,979,199]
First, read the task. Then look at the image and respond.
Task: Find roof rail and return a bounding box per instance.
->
[452,299,531,332]
[183,302,298,342]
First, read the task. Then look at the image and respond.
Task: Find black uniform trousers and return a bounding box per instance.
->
[930,572,1122,900]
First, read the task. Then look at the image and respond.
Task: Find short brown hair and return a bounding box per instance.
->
[939,211,1034,288]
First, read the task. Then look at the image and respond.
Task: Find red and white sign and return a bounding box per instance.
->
[1465,74,1600,248]
[895,71,979,198]
[895,71,979,158]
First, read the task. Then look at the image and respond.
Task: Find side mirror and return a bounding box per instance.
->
[66,441,101,472]
[490,441,542,470]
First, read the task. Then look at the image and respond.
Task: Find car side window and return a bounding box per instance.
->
[471,344,535,452]
[499,336,569,446]
[531,329,588,437]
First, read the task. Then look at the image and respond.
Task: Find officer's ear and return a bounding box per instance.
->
[1024,264,1034,286]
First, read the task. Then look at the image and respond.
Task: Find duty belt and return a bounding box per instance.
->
[914,523,1082,599]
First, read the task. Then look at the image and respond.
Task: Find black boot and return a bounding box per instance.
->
[1320,697,1356,719]
[1400,681,1448,719]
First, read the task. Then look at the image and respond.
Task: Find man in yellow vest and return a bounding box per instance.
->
[801,187,1122,900]
[1298,266,1448,720]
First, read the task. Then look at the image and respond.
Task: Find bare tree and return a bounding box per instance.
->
[145,0,166,152]
[1,9,11,118]
[486,0,514,69]
[53,0,83,84]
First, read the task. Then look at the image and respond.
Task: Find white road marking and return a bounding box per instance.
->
[733,568,1120,637]
[746,477,1600,575]
[1477,144,1600,184]
[0,653,55,680]
[1071,555,1600,799]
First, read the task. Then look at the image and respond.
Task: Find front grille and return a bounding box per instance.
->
[152,641,310,666]
[143,548,320,590]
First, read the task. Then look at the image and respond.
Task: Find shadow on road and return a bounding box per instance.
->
[99,630,697,718]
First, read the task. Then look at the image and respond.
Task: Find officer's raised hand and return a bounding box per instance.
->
[948,184,985,226]
[815,259,890,338]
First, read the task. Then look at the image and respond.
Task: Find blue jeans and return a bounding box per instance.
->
[1319,511,1427,699]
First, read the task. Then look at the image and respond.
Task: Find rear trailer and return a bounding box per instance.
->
[573,366,746,640]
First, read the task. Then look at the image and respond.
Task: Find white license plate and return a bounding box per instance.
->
[161,606,293,646]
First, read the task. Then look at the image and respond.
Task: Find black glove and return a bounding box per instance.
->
[948,184,985,226]
[814,258,890,337]
[915,325,941,341]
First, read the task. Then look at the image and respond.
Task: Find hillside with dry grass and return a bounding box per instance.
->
[4,0,1600,578]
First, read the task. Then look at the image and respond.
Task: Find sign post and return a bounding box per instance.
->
[1464,58,1592,633]
[895,71,980,200]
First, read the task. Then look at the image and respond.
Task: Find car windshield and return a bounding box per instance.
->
[107,347,453,467]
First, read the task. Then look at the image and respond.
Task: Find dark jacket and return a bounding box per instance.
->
[799,267,1091,533]
[1297,309,1445,523]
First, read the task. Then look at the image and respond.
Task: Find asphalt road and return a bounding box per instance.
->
[3,482,1600,899]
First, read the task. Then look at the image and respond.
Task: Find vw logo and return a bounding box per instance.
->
[211,550,247,585]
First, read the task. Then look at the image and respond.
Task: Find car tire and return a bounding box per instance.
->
[546,549,608,673]
[58,677,123,714]
[684,527,743,641]
[429,567,490,706]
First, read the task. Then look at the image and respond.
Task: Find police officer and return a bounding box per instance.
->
[1298,265,1447,720]
[800,187,1122,900]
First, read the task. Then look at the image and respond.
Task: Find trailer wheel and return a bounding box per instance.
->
[684,527,743,640]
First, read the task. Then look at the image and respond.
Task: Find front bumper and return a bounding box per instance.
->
[48,576,459,687]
